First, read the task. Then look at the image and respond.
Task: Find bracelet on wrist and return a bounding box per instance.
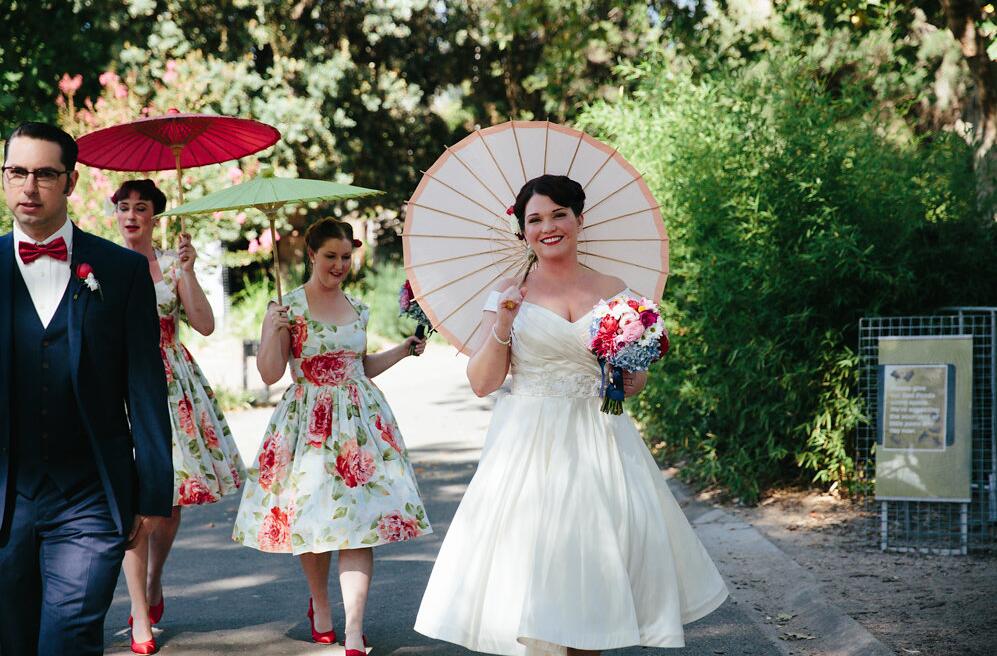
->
[491,324,512,346]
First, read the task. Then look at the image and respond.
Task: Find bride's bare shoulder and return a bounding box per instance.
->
[586,271,628,297]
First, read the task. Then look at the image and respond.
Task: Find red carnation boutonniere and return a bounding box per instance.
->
[74,262,103,301]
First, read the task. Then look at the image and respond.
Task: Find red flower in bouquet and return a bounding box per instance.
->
[257,506,291,551]
[178,477,217,505]
[178,395,196,436]
[257,431,291,491]
[307,391,334,447]
[335,439,376,487]
[301,351,351,387]
[160,316,176,346]
[374,415,401,453]
[399,280,415,312]
[376,511,421,542]
[290,316,308,359]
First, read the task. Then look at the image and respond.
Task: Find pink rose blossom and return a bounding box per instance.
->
[377,511,421,542]
[335,439,376,488]
[257,506,291,551]
[178,477,217,505]
[257,432,291,491]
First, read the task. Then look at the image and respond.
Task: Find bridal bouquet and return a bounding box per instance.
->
[588,295,670,414]
[399,280,435,354]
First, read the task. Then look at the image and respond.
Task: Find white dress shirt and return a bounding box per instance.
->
[13,219,74,328]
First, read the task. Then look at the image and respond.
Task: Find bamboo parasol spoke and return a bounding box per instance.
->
[477,129,517,198]
[566,132,584,180]
[444,146,511,214]
[543,120,550,175]
[582,147,618,191]
[584,176,642,216]
[407,201,515,236]
[407,245,522,270]
[510,121,528,186]
[583,204,664,230]
[428,258,524,331]
[413,250,526,302]
[419,169,510,229]
[578,237,669,243]
[577,249,668,275]
[403,233,521,246]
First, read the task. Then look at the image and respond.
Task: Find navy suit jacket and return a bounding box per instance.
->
[0,223,173,534]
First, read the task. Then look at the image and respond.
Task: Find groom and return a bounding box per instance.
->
[0,122,173,655]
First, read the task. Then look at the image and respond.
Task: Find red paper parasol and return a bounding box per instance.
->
[77,109,280,239]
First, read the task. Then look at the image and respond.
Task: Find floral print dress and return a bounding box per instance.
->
[232,286,431,554]
[156,250,245,506]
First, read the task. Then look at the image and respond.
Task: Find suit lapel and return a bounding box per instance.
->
[0,234,13,446]
[68,224,93,393]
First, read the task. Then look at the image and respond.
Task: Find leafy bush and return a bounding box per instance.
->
[579,53,997,502]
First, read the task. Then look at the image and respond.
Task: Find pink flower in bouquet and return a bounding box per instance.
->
[257,506,291,551]
[335,439,376,487]
[616,312,645,346]
[377,511,421,542]
[301,351,351,387]
[178,477,217,505]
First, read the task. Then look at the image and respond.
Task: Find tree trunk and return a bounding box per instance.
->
[939,0,997,216]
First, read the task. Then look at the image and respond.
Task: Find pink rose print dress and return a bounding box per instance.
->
[155,250,245,506]
[232,286,431,554]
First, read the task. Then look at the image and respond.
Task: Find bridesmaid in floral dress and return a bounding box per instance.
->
[233,217,430,652]
[114,179,246,654]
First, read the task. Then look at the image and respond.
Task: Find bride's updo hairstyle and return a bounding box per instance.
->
[111,178,168,214]
[511,174,586,237]
[304,217,361,252]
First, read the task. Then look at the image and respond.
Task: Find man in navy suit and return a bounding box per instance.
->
[0,122,173,655]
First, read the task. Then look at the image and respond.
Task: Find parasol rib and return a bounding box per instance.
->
[407,201,516,236]
[424,259,523,331]
[510,121,528,186]
[543,121,550,174]
[584,176,641,216]
[413,251,525,302]
[566,132,584,180]
[578,237,668,243]
[444,146,510,213]
[583,204,663,230]
[477,129,517,198]
[582,146,618,191]
[577,249,668,275]
[403,233,520,246]
[419,169,510,228]
[406,245,521,270]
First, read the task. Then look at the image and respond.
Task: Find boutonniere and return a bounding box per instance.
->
[74,262,103,301]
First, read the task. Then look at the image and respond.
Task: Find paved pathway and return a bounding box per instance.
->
[104,345,781,655]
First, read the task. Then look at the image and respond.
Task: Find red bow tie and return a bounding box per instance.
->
[19,237,68,264]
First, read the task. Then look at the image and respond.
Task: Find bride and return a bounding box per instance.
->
[414,174,728,654]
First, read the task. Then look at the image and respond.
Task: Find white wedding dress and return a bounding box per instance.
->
[415,292,728,654]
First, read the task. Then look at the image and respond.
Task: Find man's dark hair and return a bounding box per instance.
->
[3,122,79,171]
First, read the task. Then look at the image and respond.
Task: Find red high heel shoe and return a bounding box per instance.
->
[307,598,337,644]
[128,597,164,628]
[149,597,165,625]
[130,630,157,655]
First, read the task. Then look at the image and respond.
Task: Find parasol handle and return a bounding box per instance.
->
[172,146,186,238]
[268,214,283,305]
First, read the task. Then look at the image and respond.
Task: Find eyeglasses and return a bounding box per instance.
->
[2,166,70,189]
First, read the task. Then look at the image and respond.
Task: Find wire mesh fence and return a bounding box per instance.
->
[857,309,996,554]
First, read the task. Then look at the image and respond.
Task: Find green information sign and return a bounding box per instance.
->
[876,336,972,503]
